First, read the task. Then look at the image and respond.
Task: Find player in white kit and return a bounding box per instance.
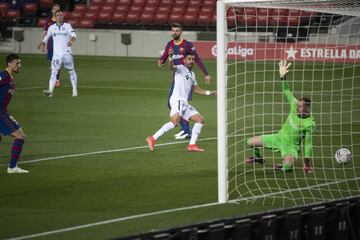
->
[146,52,216,152]
[38,10,78,98]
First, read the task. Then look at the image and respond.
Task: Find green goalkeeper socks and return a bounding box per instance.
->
[281,163,294,172]
[254,148,262,159]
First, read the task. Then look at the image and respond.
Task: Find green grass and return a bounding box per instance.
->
[0,54,359,239]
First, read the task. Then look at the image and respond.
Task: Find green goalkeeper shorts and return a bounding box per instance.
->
[260,133,299,158]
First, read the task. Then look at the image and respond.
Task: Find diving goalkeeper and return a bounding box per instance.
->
[245,60,315,174]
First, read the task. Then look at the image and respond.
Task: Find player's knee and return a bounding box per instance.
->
[247,138,254,147]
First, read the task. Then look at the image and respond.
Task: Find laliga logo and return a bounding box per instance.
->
[211,45,254,57]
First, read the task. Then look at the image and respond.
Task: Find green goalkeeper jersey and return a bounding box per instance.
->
[278,80,316,158]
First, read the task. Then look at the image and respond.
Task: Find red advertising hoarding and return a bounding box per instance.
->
[191,41,360,63]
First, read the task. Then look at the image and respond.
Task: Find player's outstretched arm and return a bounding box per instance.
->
[279,60,291,79]
[279,60,296,104]
[193,85,216,96]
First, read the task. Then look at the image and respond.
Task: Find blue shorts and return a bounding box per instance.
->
[47,48,53,60]
[0,111,20,136]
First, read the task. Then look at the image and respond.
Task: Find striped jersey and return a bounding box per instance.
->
[0,70,15,112]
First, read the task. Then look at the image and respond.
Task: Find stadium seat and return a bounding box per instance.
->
[210,13,216,25]
[160,0,173,7]
[157,5,171,13]
[140,10,155,23]
[115,4,129,13]
[5,9,20,18]
[97,10,112,21]
[36,17,47,27]
[79,19,94,28]
[168,12,183,24]
[289,9,301,16]
[129,5,143,12]
[202,0,215,8]
[199,6,214,16]
[188,0,202,7]
[146,0,160,5]
[74,4,87,13]
[111,11,126,22]
[125,11,140,24]
[143,5,157,13]
[256,15,269,26]
[257,8,272,16]
[118,0,132,5]
[89,4,102,13]
[239,15,256,26]
[288,16,300,26]
[67,18,79,27]
[244,7,256,16]
[186,6,199,15]
[104,0,118,6]
[132,0,146,6]
[101,5,114,12]
[272,9,289,16]
[71,11,85,19]
[153,11,168,24]
[174,0,188,7]
[91,0,105,5]
[172,6,185,15]
[270,16,288,26]
[196,12,211,26]
[182,12,197,25]
[23,3,37,16]
[84,10,98,20]
[63,11,71,19]
[0,2,9,16]
[39,0,53,7]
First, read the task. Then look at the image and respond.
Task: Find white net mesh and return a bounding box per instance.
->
[221,0,360,205]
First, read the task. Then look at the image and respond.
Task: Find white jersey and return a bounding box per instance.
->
[43,22,76,57]
[169,65,197,105]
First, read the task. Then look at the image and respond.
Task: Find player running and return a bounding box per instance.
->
[38,10,78,98]
[159,23,211,140]
[147,52,216,152]
[245,60,315,173]
[0,54,29,174]
[38,3,62,87]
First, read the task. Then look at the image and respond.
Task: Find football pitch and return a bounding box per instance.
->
[0,54,359,239]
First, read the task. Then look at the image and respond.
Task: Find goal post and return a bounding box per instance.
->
[217,0,360,204]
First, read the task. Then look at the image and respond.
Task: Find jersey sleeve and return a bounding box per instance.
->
[68,24,76,38]
[304,126,314,158]
[281,80,297,108]
[0,73,8,86]
[42,27,52,43]
[186,42,209,76]
[159,42,170,64]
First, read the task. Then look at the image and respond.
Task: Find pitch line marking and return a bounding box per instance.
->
[0,137,217,167]
[6,177,360,240]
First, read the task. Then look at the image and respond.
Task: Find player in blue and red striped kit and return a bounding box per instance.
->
[159,23,211,140]
[0,54,28,174]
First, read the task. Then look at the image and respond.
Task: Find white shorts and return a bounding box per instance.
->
[170,100,199,121]
[52,54,75,70]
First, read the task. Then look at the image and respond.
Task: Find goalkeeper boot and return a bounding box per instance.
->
[7,165,29,174]
[187,144,204,152]
[303,165,313,174]
[273,163,293,172]
[245,156,264,164]
[146,136,156,152]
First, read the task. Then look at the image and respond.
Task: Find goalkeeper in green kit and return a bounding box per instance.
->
[245,60,315,174]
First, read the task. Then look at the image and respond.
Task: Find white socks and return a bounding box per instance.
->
[153,122,175,140]
[49,69,59,93]
[189,123,203,145]
[69,70,78,95]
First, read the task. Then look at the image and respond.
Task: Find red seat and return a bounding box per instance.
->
[239,15,256,26]
[84,10,98,20]
[126,11,140,23]
[199,6,213,15]
[157,5,171,13]
[153,11,168,24]
[104,0,118,6]
[132,0,146,5]
[244,7,256,16]
[140,10,155,23]
[67,18,80,27]
[74,4,87,13]
[63,11,70,19]
[301,10,314,17]
[257,8,272,16]
[289,9,301,16]
[39,0,53,7]
[111,11,126,22]
[71,11,84,19]
[5,9,20,18]
[147,0,160,5]
[160,0,173,6]
[101,5,114,12]
[172,6,185,15]
[129,5,143,12]
[23,3,37,15]
[92,0,105,5]
[168,12,183,24]
[202,0,215,8]
[197,13,211,26]
[270,16,288,25]
[98,10,112,21]
[288,16,300,26]
[210,13,216,25]
[115,4,129,13]
[186,6,199,14]
[89,4,102,13]
[182,12,197,25]
[256,15,269,26]
[36,18,48,27]
[0,2,8,16]
[188,0,202,7]
[79,19,94,28]
[272,9,289,16]
[174,0,188,7]
[118,0,132,5]
[143,5,157,13]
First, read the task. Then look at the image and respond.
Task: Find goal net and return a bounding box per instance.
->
[216,0,360,205]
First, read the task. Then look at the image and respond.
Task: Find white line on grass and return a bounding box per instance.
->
[16,86,169,91]
[6,177,360,240]
[0,137,217,167]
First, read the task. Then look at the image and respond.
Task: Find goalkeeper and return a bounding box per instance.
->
[245,60,315,173]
